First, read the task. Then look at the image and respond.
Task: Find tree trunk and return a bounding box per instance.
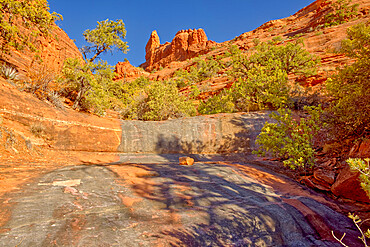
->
[72,78,89,110]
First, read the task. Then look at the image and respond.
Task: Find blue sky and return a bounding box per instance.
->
[49,0,314,67]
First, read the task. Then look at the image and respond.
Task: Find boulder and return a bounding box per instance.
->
[179,157,195,166]
[313,168,335,186]
[358,139,370,158]
[331,163,370,203]
[300,176,331,191]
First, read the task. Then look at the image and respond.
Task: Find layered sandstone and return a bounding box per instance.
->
[1,22,82,81]
[140,28,217,71]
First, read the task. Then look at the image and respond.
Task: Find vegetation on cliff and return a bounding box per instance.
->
[58,19,128,112]
[325,22,369,141]
[0,0,62,54]
[255,22,369,169]
[323,0,359,27]
[197,39,320,114]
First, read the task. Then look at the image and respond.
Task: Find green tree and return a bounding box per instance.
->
[122,80,196,121]
[200,39,319,114]
[0,0,62,53]
[254,106,323,170]
[325,22,370,140]
[80,19,128,62]
[60,19,128,111]
[234,39,319,78]
[198,90,235,115]
[60,58,129,115]
[174,56,224,89]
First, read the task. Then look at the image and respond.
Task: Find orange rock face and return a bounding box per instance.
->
[331,163,370,203]
[145,30,161,62]
[141,28,217,71]
[1,22,82,81]
[114,60,149,82]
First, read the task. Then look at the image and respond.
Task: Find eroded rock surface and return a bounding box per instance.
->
[115,60,149,82]
[140,29,217,71]
[118,112,269,154]
[0,157,362,246]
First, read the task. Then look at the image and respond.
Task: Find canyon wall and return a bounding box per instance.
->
[1,23,82,81]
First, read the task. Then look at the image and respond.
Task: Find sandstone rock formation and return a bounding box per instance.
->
[141,0,369,93]
[145,30,161,62]
[140,28,217,71]
[114,60,149,82]
[1,0,369,211]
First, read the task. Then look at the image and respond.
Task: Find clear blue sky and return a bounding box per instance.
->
[49,0,314,67]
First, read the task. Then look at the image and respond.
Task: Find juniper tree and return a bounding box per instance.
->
[60,19,128,110]
[325,22,370,140]
[80,19,128,62]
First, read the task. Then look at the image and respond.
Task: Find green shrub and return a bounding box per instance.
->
[59,58,125,115]
[173,56,224,89]
[200,39,319,115]
[324,0,359,27]
[198,90,235,115]
[0,0,62,53]
[232,65,291,111]
[347,158,370,197]
[325,22,370,140]
[122,80,196,121]
[254,106,323,170]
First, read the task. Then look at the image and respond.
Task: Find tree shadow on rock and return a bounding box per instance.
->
[121,162,348,246]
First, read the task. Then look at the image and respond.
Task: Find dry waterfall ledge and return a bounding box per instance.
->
[117,112,270,154]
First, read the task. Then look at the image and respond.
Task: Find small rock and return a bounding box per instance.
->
[64,186,78,195]
[179,157,194,166]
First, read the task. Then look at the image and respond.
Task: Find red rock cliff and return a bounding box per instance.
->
[1,22,82,81]
[114,60,149,82]
[140,28,217,71]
